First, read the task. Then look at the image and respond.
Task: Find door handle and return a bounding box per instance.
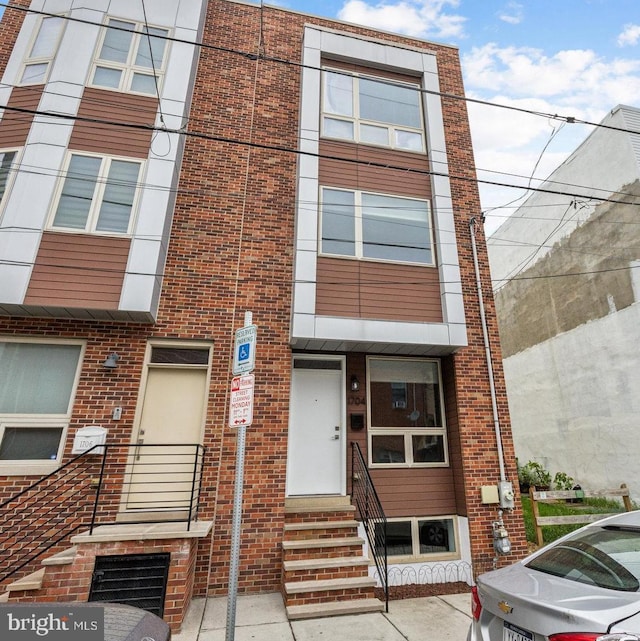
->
[333,425,340,440]
[135,438,144,461]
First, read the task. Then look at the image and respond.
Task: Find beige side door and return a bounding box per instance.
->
[124,349,209,516]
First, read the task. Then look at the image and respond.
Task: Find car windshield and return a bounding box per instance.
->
[526,526,640,592]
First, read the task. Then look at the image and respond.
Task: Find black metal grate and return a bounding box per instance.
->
[89,553,170,617]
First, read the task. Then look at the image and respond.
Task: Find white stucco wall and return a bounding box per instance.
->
[505,301,640,500]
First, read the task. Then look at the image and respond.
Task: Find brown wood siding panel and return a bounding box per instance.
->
[68,88,158,158]
[371,468,456,517]
[319,140,431,199]
[25,231,130,309]
[0,86,44,148]
[316,256,443,322]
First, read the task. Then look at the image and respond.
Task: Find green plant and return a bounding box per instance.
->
[519,461,551,489]
[553,471,575,491]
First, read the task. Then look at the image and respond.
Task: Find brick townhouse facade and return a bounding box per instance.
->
[0,0,526,630]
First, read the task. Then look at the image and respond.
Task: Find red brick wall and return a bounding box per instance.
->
[0,0,30,80]
[0,0,527,607]
[9,537,199,633]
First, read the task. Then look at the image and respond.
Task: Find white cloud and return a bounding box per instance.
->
[618,23,640,47]
[463,43,640,113]
[498,2,523,25]
[337,0,466,40]
[462,43,640,229]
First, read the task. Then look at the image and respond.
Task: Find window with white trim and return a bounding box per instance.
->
[374,517,457,559]
[368,357,447,467]
[49,153,142,235]
[320,187,433,265]
[0,340,83,469]
[90,18,169,95]
[19,16,65,85]
[322,69,425,152]
[0,150,18,209]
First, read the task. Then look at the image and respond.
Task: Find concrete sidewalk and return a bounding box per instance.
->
[174,591,472,641]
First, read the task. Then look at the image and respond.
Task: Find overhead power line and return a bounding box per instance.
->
[1,1,640,138]
[2,101,640,210]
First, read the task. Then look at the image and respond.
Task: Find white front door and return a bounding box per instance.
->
[286,357,345,496]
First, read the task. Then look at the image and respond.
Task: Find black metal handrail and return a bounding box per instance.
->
[0,442,205,586]
[350,441,389,612]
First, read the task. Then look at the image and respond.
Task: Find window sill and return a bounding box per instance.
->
[0,461,59,477]
[373,552,460,564]
[318,253,436,269]
[320,134,427,156]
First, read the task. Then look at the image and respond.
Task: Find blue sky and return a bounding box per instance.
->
[274,0,640,232]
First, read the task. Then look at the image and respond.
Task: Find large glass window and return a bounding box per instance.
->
[0,150,17,208]
[320,188,432,265]
[322,69,424,152]
[375,517,457,559]
[0,341,83,467]
[368,358,447,467]
[20,16,65,85]
[50,153,142,235]
[91,18,169,95]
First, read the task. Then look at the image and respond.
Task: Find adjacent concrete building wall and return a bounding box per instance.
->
[488,105,640,499]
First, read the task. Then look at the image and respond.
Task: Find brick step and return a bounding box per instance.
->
[284,509,356,524]
[282,536,365,561]
[6,567,45,592]
[42,546,77,567]
[284,576,377,606]
[286,597,384,620]
[284,555,369,582]
[284,497,356,524]
[283,520,359,540]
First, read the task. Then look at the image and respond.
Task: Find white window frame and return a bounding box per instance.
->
[18,15,66,86]
[377,516,459,562]
[321,67,426,153]
[89,17,170,96]
[48,152,144,236]
[0,338,85,476]
[0,148,20,217]
[319,186,434,266]
[367,357,448,468]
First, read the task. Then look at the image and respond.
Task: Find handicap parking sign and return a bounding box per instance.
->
[233,325,257,374]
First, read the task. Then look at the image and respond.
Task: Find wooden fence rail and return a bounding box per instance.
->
[530,483,632,547]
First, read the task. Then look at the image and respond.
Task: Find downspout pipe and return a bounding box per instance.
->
[470,216,507,482]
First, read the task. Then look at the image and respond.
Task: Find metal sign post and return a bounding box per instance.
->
[225,312,256,641]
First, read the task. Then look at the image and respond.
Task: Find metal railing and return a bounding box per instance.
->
[0,442,205,586]
[350,441,389,612]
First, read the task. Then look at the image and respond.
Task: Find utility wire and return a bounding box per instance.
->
[2,101,639,210]
[1,1,640,138]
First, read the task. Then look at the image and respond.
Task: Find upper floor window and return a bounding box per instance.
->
[91,18,169,95]
[49,153,142,235]
[0,150,18,208]
[0,340,83,472]
[322,69,425,152]
[320,187,433,265]
[368,358,447,468]
[20,16,65,85]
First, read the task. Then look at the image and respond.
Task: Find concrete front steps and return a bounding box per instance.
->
[1,545,77,602]
[282,496,383,620]
[0,521,212,633]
